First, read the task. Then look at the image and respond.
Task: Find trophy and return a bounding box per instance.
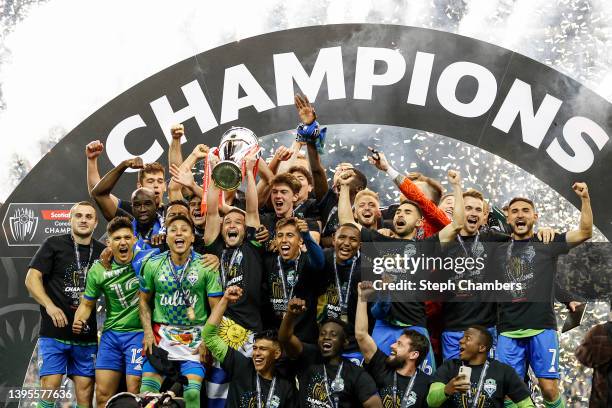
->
[211,127,261,191]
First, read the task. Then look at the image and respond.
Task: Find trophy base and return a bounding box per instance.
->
[211,160,242,191]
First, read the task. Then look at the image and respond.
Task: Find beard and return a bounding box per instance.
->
[72,228,92,239]
[385,354,406,370]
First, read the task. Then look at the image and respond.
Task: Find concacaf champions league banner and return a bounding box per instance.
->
[0,24,610,389]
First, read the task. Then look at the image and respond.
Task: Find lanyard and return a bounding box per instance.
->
[392,370,417,408]
[332,253,358,313]
[292,201,304,217]
[456,232,479,257]
[323,362,344,408]
[323,206,338,235]
[276,253,301,302]
[73,238,93,282]
[167,252,194,307]
[255,374,277,408]
[465,361,490,408]
[220,248,241,288]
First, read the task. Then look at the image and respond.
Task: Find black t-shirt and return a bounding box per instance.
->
[262,253,321,343]
[433,359,531,407]
[365,349,431,408]
[293,198,321,221]
[28,234,105,342]
[204,229,265,332]
[493,233,570,332]
[222,348,297,407]
[360,229,438,327]
[318,189,339,238]
[319,249,362,352]
[295,344,379,408]
[441,231,510,331]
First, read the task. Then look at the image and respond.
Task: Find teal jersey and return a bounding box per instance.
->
[84,259,142,332]
[140,251,223,326]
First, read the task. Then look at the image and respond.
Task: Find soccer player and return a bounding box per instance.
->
[139,214,223,408]
[89,151,167,221]
[279,297,383,407]
[288,165,321,222]
[72,216,148,407]
[355,281,432,407]
[263,217,325,343]
[427,326,534,408]
[203,286,297,406]
[318,223,364,363]
[25,202,105,408]
[260,172,321,245]
[129,188,164,250]
[352,189,382,231]
[494,182,592,408]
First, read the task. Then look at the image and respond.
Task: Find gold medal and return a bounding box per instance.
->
[340,313,348,323]
[187,306,196,321]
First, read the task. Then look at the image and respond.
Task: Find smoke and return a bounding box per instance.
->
[0,0,611,203]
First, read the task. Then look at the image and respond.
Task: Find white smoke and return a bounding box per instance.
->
[0,0,611,201]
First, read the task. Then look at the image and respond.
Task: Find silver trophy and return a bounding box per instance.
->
[212,127,260,191]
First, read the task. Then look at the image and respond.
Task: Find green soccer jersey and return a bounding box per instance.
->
[140,251,223,326]
[84,259,143,332]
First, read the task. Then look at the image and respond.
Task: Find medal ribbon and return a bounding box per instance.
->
[323,362,344,408]
[392,370,417,408]
[256,374,277,408]
[167,251,194,310]
[332,253,359,317]
[73,239,94,283]
[466,361,490,408]
[220,248,241,288]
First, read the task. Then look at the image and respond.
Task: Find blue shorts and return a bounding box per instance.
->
[142,358,205,378]
[442,327,497,360]
[38,337,97,378]
[96,331,144,376]
[496,329,560,379]
[371,320,436,375]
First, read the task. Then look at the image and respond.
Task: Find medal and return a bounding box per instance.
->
[286,269,296,286]
[331,378,344,393]
[269,395,280,408]
[186,306,196,321]
[340,314,348,323]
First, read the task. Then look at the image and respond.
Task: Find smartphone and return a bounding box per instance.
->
[458,366,472,383]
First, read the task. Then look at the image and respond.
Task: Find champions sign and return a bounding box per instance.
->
[0,23,611,387]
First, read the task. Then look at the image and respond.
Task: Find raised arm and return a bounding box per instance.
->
[297,219,324,269]
[438,170,464,243]
[203,159,222,246]
[85,140,105,195]
[91,157,144,221]
[278,297,306,358]
[368,148,449,233]
[337,171,360,228]
[244,152,260,227]
[168,124,184,169]
[566,182,592,246]
[355,282,378,363]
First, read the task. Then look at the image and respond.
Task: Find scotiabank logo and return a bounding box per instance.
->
[41,210,71,220]
[2,203,74,247]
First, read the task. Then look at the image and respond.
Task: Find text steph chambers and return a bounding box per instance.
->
[372,279,524,292]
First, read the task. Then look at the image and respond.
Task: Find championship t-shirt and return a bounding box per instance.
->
[28,234,104,342]
[433,359,531,407]
[222,348,297,407]
[493,233,570,332]
[441,231,509,331]
[295,344,379,408]
[318,189,339,238]
[204,229,265,332]
[318,249,362,351]
[365,349,431,408]
[360,229,438,327]
[139,251,223,326]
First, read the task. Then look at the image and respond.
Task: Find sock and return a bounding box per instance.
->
[504,400,518,408]
[183,379,201,408]
[543,396,564,408]
[37,400,55,408]
[140,377,162,393]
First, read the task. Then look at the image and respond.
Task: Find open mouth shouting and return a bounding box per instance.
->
[274,199,285,212]
[514,219,528,232]
[338,246,352,259]
[320,340,334,353]
[395,218,407,228]
[279,244,292,258]
[173,238,186,250]
[466,216,479,228]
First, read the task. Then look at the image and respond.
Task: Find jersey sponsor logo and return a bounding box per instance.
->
[2,203,74,246]
[159,290,198,307]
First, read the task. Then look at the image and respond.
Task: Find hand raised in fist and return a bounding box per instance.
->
[192,144,209,160]
[85,140,104,159]
[572,182,589,199]
[287,297,307,316]
[358,281,375,301]
[274,145,292,162]
[123,157,144,169]
[224,286,243,303]
[171,124,185,140]
[367,147,390,172]
[294,94,316,125]
[447,169,461,186]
